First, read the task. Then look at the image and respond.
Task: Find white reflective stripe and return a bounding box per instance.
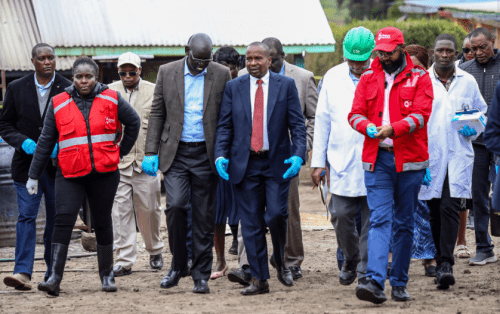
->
[410,114,424,129]
[59,136,88,149]
[349,114,366,124]
[402,160,429,171]
[91,133,116,143]
[54,98,73,114]
[404,117,416,133]
[362,162,372,171]
[59,133,115,149]
[96,94,118,105]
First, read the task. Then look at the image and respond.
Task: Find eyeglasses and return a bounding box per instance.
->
[462,48,472,54]
[376,46,400,59]
[118,71,138,77]
[189,51,213,63]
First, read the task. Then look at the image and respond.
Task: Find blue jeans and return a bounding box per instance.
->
[13,171,55,280]
[364,150,424,289]
[471,144,495,253]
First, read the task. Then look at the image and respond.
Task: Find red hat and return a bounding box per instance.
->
[374,27,405,52]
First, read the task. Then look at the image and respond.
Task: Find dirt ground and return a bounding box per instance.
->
[1,180,500,314]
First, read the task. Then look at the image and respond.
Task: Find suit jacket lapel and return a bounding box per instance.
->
[203,64,214,116]
[175,58,185,111]
[28,76,42,122]
[284,61,294,78]
[238,75,252,125]
[267,72,280,124]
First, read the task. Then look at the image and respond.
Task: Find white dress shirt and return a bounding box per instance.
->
[124,78,141,107]
[250,71,270,150]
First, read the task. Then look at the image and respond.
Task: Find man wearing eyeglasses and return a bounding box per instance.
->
[459,27,500,267]
[107,52,164,277]
[142,33,232,294]
[348,27,433,303]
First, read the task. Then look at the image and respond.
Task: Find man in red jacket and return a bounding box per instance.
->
[348,27,433,304]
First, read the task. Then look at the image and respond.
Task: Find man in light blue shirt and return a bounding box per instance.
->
[142,33,232,294]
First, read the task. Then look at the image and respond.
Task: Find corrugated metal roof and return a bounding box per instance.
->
[32,0,335,48]
[0,0,77,71]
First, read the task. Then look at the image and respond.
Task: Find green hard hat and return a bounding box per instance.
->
[343,27,375,61]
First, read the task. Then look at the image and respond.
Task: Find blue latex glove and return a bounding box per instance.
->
[22,139,37,155]
[141,155,159,177]
[496,165,498,175]
[283,156,303,179]
[216,158,229,181]
[422,168,432,186]
[458,125,477,137]
[50,144,58,159]
[367,125,378,139]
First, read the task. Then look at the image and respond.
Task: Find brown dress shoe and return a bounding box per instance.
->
[241,278,269,295]
[4,273,31,291]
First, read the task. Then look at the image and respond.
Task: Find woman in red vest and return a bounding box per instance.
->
[26,56,140,296]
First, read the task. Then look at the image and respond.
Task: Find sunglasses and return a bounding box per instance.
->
[189,51,213,63]
[118,71,138,77]
[462,47,472,54]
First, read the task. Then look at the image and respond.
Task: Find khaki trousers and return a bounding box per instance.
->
[238,175,304,268]
[112,165,163,268]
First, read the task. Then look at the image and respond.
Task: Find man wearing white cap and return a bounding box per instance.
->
[110,52,164,276]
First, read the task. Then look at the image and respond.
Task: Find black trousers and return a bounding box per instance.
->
[428,173,461,266]
[163,143,217,281]
[52,169,120,246]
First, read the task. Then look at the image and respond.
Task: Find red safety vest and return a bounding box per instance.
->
[53,89,120,178]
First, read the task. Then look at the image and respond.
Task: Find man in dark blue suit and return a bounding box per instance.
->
[214,42,306,295]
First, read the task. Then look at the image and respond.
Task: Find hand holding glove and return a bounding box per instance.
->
[458,125,477,138]
[50,144,58,159]
[216,158,230,181]
[141,155,159,177]
[26,178,39,195]
[22,139,37,155]
[283,156,303,179]
[422,168,432,186]
[367,125,378,139]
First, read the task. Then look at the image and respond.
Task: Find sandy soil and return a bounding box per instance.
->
[1,180,499,314]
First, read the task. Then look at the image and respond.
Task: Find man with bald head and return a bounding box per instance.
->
[143,33,231,293]
[215,42,306,295]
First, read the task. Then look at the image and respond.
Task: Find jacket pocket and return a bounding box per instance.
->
[161,128,169,142]
[59,116,75,136]
[366,87,378,117]
[99,144,120,167]
[58,147,86,175]
[400,87,416,115]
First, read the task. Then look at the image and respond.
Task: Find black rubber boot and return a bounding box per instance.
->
[97,244,117,292]
[38,243,69,296]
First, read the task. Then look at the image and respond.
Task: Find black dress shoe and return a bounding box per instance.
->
[425,265,437,277]
[391,286,411,301]
[277,266,294,287]
[269,254,277,268]
[160,268,190,289]
[150,254,163,270]
[228,241,238,255]
[355,279,387,304]
[339,260,359,286]
[193,279,210,293]
[227,267,252,285]
[241,278,269,295]
[434,262,455,290]
[113,265,132,277]
[289,266,302,280]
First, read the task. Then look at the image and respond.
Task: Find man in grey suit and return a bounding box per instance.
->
[233,38,317,281]
[142,33,232,294]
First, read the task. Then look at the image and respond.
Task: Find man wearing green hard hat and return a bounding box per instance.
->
[311,26,375,288]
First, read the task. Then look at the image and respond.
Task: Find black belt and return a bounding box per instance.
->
[179,141,206,147]
[250,150,269,157]
[379,146,394,153]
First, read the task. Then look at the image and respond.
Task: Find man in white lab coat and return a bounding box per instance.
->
[419,34,487,290]
[311,27,375,286]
